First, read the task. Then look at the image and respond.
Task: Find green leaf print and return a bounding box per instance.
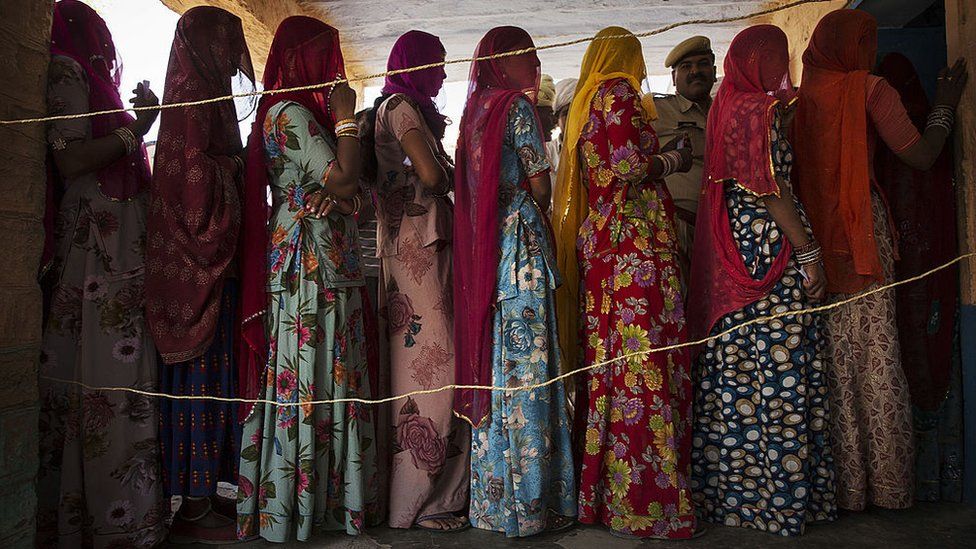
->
[241,443,260,462]
[284,129,301,150]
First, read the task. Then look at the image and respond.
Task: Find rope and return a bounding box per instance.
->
[0,0,846,126]
[40,251,974,408]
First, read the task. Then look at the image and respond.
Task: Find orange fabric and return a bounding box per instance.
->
[794,10,880,294]
[867,76,921,156]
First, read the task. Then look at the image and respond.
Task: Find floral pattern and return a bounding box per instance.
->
[37,55,167,549]
[575,79,696,539]
[237,101,377,543]
[468,98,576,538]
[374,95,470,528]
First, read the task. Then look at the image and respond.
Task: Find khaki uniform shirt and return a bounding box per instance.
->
[651,93,709,215]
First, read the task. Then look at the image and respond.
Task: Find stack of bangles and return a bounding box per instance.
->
[112,126,139,155]
[926,105,955,134]
[794,240,823,266]
[319,193,363,216]
[335,117,359,140]
[656,150,685,178]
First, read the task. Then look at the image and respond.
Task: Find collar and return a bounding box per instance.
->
[676,93,711,115]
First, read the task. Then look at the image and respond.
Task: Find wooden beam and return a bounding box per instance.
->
[945,0,976,504]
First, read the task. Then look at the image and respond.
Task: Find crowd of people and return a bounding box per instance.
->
[36,1,968,546]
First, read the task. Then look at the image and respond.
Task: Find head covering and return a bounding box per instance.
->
[686,25,796,340]
[793,9,880,294]
[665,35,713,68]
[537,73,556,107]
[453,26,541,427]
[239,16,346,419]
[551,26,646,376]
[553,77,577,113]
[146,6,253,363]
[875,52,957,411]
[49,0,151,202]
[381,30,448,139]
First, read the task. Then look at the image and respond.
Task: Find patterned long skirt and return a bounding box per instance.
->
[237,285,378,542]
[159,280,241,498]
[468,238,576,537]
[691,185,836,536]
[576,197,697,539]
[826,194,914,510]
[380,237,470,528]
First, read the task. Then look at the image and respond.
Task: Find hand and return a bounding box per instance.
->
[676,147,693,173]
[660,133,689,153]
[332,198,356,216]
[304,190,336,219]
[329,81,357,120]
[129,82,159,136]
[934,58,969,108]
[801,262,827,303]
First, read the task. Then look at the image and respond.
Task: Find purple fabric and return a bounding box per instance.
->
[381,30,448,139]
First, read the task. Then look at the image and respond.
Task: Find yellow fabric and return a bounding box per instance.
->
[552,26,649,378]
[537,73,556,107]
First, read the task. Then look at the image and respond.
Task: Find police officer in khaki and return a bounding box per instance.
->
[652,36,717,293]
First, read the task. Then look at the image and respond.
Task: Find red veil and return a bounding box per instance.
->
[238,17,346,418]
[687,25,796,340]
[453,26,541,426]
[146,6,254,363]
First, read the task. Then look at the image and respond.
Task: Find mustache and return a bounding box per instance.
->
[686,74,710,84]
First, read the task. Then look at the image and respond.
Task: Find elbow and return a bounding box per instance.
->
[418,167,447,192]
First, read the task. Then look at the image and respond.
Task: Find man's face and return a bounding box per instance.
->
[672,53,716,103]
[537,106,556,142]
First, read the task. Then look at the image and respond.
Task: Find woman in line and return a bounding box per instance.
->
[453,25,577,537]
[553,26,696,540]
[236,16,378,542]
[687,25,835,537]
[146,6,253,544]
[793,9,967,511]
[37,1,166,546]
[364,30,470,532]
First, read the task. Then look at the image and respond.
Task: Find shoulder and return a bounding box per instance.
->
[48,55,87,88]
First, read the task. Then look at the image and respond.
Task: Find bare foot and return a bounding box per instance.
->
[416,515,468,531]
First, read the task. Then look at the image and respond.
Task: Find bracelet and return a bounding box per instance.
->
[926,105,955,134]
[656,150,684,178]
[334,117,356,129]
[794,240,823,266]
[112,126,138,155]
[334,121,358,134]
[352,194,363,216]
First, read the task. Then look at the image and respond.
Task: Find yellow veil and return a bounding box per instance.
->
[552,26,653,378]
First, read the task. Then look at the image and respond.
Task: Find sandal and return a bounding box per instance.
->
[414,513,470,533]
[546,513,576,533]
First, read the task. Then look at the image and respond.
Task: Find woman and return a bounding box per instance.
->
[687,25,835,537]
[793,10,968,511]
[37,1,166,547]
[146,7,252,543]
[875,52,961,502]
[365,30,470,532]
[552,26,696,540]
[453,26,577,537]
[236,17,377,542]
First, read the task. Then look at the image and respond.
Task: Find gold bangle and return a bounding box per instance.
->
[334,117,356,128]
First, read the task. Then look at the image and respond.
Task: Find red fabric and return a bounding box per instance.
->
[146,7,253,363]
[43,0,152,272]
[573,78,697,538]
[453,26,540,426]
[688,25,795,340]
[49,0,151,201]
[875,52,958,411]
[794,9,880,294]
[239,17,346,419]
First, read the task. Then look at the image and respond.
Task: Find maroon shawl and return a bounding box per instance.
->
[688,25,796,340]
[875,52,958,411]
[453,26,541,427]
[238,17,346,418]
[381,30,448,139]
[146,7,253,363]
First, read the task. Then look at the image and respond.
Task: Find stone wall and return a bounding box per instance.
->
[0,0,53,546]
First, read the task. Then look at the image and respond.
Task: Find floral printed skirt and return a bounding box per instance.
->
[237,285,378,542]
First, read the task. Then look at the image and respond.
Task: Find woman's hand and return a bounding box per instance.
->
[801,262,827,303]
[329,81,357,121]
[304,190,336,218]
[934,58,969,108]
[129,82,159,136]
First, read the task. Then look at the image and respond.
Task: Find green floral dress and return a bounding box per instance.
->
[236,101,377,542]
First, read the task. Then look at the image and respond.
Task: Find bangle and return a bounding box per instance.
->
[352,195,363,215]
[112,126,138,155]
[334,121,358,134]
[334,117,356,129]
[926,105,955,134]
[656,150,683,178]
[794,240,822,266]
